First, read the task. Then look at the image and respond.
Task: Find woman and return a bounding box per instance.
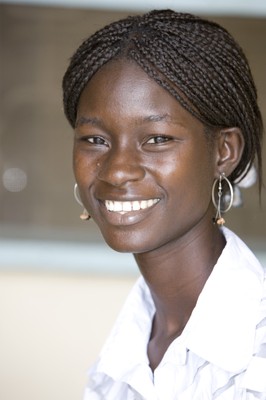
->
[62,10,266,399]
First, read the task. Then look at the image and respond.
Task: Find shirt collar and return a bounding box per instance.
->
[95,275,155,381]
[183,227,264,372]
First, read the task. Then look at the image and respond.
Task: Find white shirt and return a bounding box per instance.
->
[84,228,266,399]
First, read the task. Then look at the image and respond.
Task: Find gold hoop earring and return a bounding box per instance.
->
[212,173,233,226]
[73,183,90,221]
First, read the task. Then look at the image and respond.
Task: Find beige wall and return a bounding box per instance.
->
[0,271,136,400]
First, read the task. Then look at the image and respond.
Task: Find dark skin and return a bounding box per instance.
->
[74,59,244,371]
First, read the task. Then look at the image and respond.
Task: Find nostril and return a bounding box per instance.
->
[97,160,145,187]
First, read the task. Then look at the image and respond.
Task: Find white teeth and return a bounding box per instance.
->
[106,200,114,211]
[113,202,123,212]
[132,201,141,211]
[123,201,132,212]
[147,199,154,207]
[104,199,159,213]
[140,200,147,209]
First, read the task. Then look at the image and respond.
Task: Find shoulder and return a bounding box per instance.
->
[184,228,266,373]
[218,227,265,293]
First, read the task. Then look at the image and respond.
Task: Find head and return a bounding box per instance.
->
[63,9,263,189]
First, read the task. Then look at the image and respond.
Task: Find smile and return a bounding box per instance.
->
[104,199,160,213]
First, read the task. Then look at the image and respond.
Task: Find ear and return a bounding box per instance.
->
[215,127,245,178]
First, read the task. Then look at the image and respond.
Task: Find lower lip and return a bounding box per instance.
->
[98,201,160,226]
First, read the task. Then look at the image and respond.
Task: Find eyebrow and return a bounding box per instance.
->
[75,113,184,128]
[75,116,102,128]
[142,113,177,123]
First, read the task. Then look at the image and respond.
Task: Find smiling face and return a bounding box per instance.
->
[74,59,218,253]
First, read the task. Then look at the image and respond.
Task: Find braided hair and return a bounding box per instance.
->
[62,9,263,187]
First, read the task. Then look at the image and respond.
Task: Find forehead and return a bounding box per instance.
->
[76,59,204,132]
[79,59,165,107]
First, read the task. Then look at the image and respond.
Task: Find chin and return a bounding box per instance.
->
[104,239,143,254]
[101,231,152,254]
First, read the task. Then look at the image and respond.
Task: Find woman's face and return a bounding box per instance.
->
[74,60,218,253]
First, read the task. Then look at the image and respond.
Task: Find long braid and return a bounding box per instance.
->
[62,9,263,188]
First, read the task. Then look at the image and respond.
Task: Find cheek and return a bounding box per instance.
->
[162,152,214,210]
[73,144,82,175]
[73,148,95,185]
[73,156,85,186]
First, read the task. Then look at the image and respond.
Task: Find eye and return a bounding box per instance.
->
[86,136,108,146]
[146,135,172,144]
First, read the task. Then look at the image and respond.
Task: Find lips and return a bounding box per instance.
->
[104,199,160,213]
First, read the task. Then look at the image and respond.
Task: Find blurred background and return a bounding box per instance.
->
[0,1,265,399]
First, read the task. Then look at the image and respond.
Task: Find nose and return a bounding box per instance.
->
[97,146,145,187]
